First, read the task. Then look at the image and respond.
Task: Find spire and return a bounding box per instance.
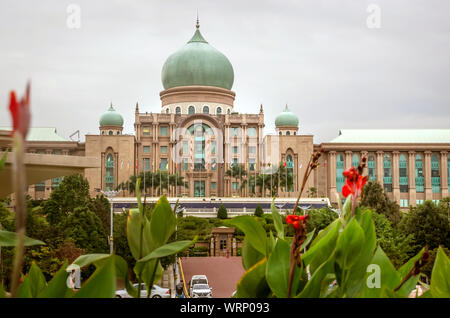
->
[284,103,289,112]
[135,102,139,113]
[260,103,264,114]
[196,10,200,29]
[109,102,114,111]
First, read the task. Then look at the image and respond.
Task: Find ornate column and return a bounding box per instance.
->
[408,151,416,206]
[392,151,400,203]
[424,151,432,200]
[441,151,448,198]
[376,151,384,188]
[360,151,369,175]
[328,151,337,200]
[345,151,353,170]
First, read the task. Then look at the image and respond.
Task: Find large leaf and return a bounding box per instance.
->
[235,259,270,298]
[71,253,110,269]
[18,263,47,298]
[226,216,267,256]
[134,259,164,296]
[150,196,176,248]
[138,239,196,263]
[395,248,425,297]
[297,255,335,298]
[73,256,116,298]
[302,218,341,274]
[335,218,365,271]
[38,262,70,298]
[299,229,316,251]
[127,208,153,260]
[362,246,401,298]
[0,230,45,247]
[270,201,284,240]
[241,237,264,271]
[430,246,450,298]
[266,239,301,298]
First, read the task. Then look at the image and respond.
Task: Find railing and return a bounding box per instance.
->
[383,177,392,184]
[399,161,407,168]
[368,161,375,168]
[369,176,377,181]
[383,161,391,168]
[431,177,441,186]
[399,177,408,185]
[105,176,114,183]
[415,177,424,185]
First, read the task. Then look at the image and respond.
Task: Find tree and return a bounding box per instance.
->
[306,208,338,235]
[254,204,264,217]
[217,204,228,219]
[91,194,111,234]
[360,180,402,226]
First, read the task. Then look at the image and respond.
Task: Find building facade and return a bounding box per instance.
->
[4,22,449,209]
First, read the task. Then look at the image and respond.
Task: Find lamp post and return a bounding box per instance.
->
[100,189,122,254]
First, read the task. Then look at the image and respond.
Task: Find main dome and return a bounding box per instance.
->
[161,25,234,90]
[99,104,124,127]
[275,105,299,127]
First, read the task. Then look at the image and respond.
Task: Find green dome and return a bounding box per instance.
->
[99,104,124,127]
[275,105,299,127]
[161,26,234,90]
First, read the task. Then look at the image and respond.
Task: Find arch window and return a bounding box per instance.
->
[286,154,294,192]
[105,154,114,191]
[293,132,296,135]
[336,154,345,192]
[175,106,181,115]
[187,123,214,171]
[431,154,440,193]
[415,154,424,193]
[203,106,209,114]
[399,154,408,193]
[188,106,195,115]
[368,154,376,181]
[383,154,392,192]
[102,131,105,135]
[108,130,113,136]
[166,108,170,114]
[279,131,282,136]
[227,108,231,115]
[216,107,222,115]
[117,131,120,135]
[286,131,290,136]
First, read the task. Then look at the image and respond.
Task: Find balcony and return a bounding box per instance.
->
[399,177,408,185]
[415,177,424,185]
[105,176,114,183]
[383,177,392,184]
[431,177,441,186]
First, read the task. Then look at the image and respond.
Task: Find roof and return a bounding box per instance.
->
[329,129,450,144]
[0,127,68,142]
[99,104,124,127]
[275,105,299,127]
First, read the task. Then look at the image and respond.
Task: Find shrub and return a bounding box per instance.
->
[254,205,264,217]
[217,204,228,219]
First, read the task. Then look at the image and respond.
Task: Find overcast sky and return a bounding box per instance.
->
[0,0,449,143]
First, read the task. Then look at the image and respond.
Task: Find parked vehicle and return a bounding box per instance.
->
[115,284,171,298]
[189,275,209,297]
[191,284,213,298]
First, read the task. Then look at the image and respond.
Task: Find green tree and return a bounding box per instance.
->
[91,195,111,234]
[360,180,402,226]
[254,205,264,217]
[217,204,228,219]
[306,208,338,235]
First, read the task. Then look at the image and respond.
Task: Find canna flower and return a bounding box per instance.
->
[9,82,31,138]
[286,214,308,230]
[341,166,368,198]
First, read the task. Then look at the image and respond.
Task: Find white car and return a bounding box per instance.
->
[191,284,213,298]
[115,283,171,298]
[189,275,209,297]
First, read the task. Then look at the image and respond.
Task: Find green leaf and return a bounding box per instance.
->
[74,256,116,298]
[362,246,401,298]
[267,231,276,256]
[241,237,264,271]
[335,218,365,271]
[0,230,45,247]
[235,259,270,298]
[271,201,284,240]
[38,262,70,298]
[299,229,316,251]
[297,254,335,298]
[72,253,110,269]
[0,150,8,172]
[126,208,153,260]
[395,248,425,297]
[226,216,267,256]
[0,284,6,298]
[430,246,450,298]
[150,196,176,248]
[136,178,143,214]
[342,195,352,220]
[134,259,164,296]
[266,239,299,298]
[302,218,341,274]
[138,239,196,263]
[17,263,47,298]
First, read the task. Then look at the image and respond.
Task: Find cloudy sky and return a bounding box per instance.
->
[0,0,449,143]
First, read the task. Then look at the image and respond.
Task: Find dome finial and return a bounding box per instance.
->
[196,10,200,29]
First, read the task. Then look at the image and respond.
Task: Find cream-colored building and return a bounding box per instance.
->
[3,22,449,209]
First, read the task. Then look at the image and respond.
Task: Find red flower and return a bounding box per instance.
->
[9,82,31,138]
[286,214,308,230]
[341,167,368,198]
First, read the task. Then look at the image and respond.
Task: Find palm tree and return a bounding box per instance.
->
[226,164,247,196]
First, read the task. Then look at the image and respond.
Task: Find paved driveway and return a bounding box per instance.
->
[180,256,245,298]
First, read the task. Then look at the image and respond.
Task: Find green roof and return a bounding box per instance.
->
[0,127,68,142]
[161,25,234,90]
[329,129,450,143]
[99,104,124,127]
[275,105,299,127]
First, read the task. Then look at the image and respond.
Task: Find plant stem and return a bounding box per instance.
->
[10,134,26,297]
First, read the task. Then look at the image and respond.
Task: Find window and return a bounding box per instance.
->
[117,131,120,135]
[182,142,188,155]
[383,154,392,192]
[53,150,62,155]
[293,131,296,135]
[232,182,239,190]
[194,181,205,197]
[368,154,376,181]
[232,158,238,166]
[227,108,231,115]
[211,158,217,171]
[231,127,239,136]
[415,154,424,193]
[102,131,105,135]
[211,141,216,155]
[248,127,256,137]
[352,154,359,167]
[142,127,150,136]
[286,154,294,192]
[143,146,150,153]
[336,154,345,192]
[249,158,256,171]
[400,199,409,208]
[52,177,62,189]
[160,126,168,136]
[182,158,188,171]
[399,154,408,193]
[232,146,238,154]
[143,158,150,171]
[166,108,170,114]
[248,146,256,154]
[216,107,222,115]
[416,200,424,206]
[109,131,113,136]
[203,106,209,114]
[279,131,282,135]
[105,154,114,191]
[211,182,216,190]
[431,154,440,193]
[176,107,181,114]
[188,106,195,114]
[160,158,168,171]
[286,131,290,136]
[160,146,168,154]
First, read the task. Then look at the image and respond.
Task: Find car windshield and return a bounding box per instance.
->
[192,279,207,285]
[193,284,209,290]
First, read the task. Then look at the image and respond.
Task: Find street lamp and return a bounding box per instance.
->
[99,189,122,254]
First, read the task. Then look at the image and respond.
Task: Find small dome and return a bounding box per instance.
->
[275,105,299,127]
[161,24,234,90]
[99,104,124,127]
